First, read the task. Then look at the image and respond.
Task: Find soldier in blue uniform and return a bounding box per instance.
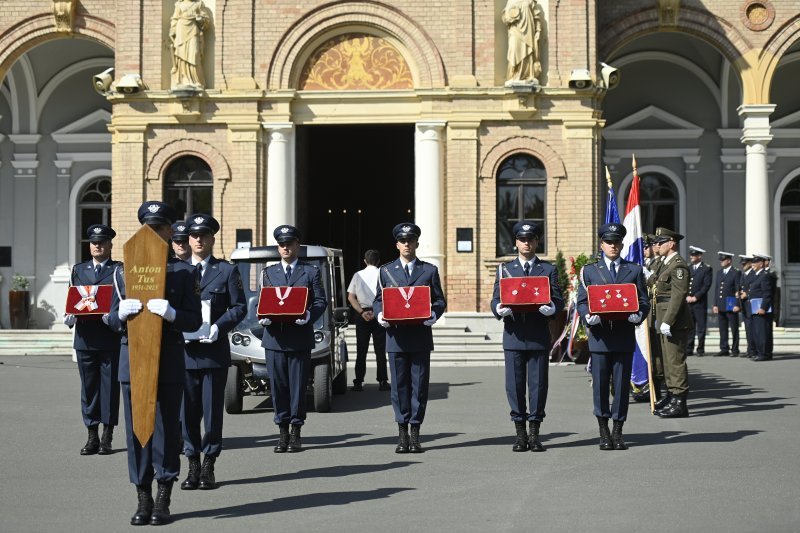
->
[686,246,712,356]
[712,252,741,356]
[180,214,246,491]
[258,225,328,453]
[738,255,755,358]
[170,221,191,261]
[747,254,776,362]
[577,223,649,450]
[63,224,122,455]
[490,221,564,452]
[107,201,202,526]
[373,223,447,454]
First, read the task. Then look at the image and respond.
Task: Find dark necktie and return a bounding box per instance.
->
[94,264,102,283]
[523,262,530,276]
[405,263,412,282]
[610,261,617,282]
[196,263,203,283]
[285,265,292,284]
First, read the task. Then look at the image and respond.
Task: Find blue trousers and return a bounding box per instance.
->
[591,351,633,421]
[76,348,120,427]
[266,350,309,426]
[751,313,773,358]
[718,311,740,353]
[122,383,183,486]
[504,349,548,422]
[182,367,227,457]
[388,351,430,425]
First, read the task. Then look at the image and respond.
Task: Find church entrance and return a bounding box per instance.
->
[296,124,415,281]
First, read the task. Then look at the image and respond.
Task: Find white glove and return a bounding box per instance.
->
[147,299,176,323]
[659,322,672,337]
[118,299,143,321]
[585,314,601,326]
[643,267,653,280]
[496,303,513,318]
[377,312,391,328]
[423,311,438,327]
[63,314,77,327]
[199,324,219,343]
[258,317,272,326]
[538,303,556,316]
[294,310,311,326]
[627,312,643,324]
[101,314,110,325]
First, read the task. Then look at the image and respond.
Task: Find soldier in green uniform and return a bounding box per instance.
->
[651,227,693,418]
[643,234,666,405]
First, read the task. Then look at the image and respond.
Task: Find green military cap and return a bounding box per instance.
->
[653,227,684,243]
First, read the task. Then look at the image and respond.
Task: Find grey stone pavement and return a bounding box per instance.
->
[1,353,799,533]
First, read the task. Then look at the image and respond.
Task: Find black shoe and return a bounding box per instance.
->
[697,349,705,355]
[612,420,628,450]
[528,421,545,452]
[657,394,689,418]
[753,355,769,362]
[130,484,153,526]
[199,456,217,490]
[597,417,613,451]
[274,423,289,453]
[351,381,363,392]
[732,350,740,356]
[512,421,528,452]
[695,351,704,358]
[378,380,391,391]
[409,424,423,453]
[395,424,409,454]
[98,425,114,455]
[181,456,201,490]
[654,391,672,413]
[715,351,730,357]
[149,481,173,525]
[80,425,100,455]
[287,424,302,453]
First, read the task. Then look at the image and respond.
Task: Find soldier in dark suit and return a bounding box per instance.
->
[170,221,191,261]
[180,214,246,491]
[107,201,202,526]
[748,254,776,361]
[63,224,122,455]
[373,223,447,454]
[738,255,755,358]
[763,254,778,358]
[258,225,328,453]
[712,252,741,356]
[652,227,693,418]
[490,221,564,452]
[577,223,649,451]
[686,246,712,356]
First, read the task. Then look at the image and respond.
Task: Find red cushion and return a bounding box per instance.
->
[499,276,551,312]
[66,285,113,319]
[382,286,432,324]
[257,286,309,321]
[587,283,639,320]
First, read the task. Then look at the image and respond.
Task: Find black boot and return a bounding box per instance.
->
[512,421,528,452]
[181,456,201,490]
[612,420,628,450]
[150,481,174,525]
[274,423,289,453]
[199,455,217,490]
[287,424,302,453]
[80,425,100,455]
[653,383,672,413]
[657,393,689,418]
[395,424,409,453]
[98,425,114,455]
[529,421,545,452]
[409,424,423,453]
[597,417,613,451]
[130,484,153,526]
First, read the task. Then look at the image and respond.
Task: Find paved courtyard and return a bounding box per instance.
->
[1,353,799,532]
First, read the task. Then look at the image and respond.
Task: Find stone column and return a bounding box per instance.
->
[263,123,295,243]
[415,121,447,270]
[738,104,775,254]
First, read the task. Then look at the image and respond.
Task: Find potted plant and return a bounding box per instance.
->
[9,273,30,329]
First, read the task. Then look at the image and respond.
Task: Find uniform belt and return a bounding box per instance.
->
[656,296,671,303]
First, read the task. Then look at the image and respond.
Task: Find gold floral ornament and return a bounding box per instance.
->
[298,34,413,90]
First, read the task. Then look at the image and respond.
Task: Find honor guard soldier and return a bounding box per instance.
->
[373,223,447,454]
[738,255,756,358]
[171,221,191,261]
[258,225,328,453]
[686,246,712,356]
[63,224,122,455]
[748,254,776,361]
[490,221,564,452]
[762,254,778,358]
[108,201,202,526]
[712,251,742,356]
[180,214,246,491]
[644,234,667,402]
[651,227,693,418]
[577,223,649,450]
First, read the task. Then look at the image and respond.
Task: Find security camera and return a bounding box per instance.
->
[600,62,620,89]
[115,73,146,94]
[568,69,592,90]
[92,67,114,95]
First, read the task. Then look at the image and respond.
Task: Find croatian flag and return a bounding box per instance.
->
[621,164,649,386]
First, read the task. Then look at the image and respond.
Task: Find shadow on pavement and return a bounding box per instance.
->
[548,429,762,449]
[219,461,421,487]
[223,432,370,451]
[308,431,464,450]
[424,431,577,451]
[174,488,414,521]
[685,370,794,416]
